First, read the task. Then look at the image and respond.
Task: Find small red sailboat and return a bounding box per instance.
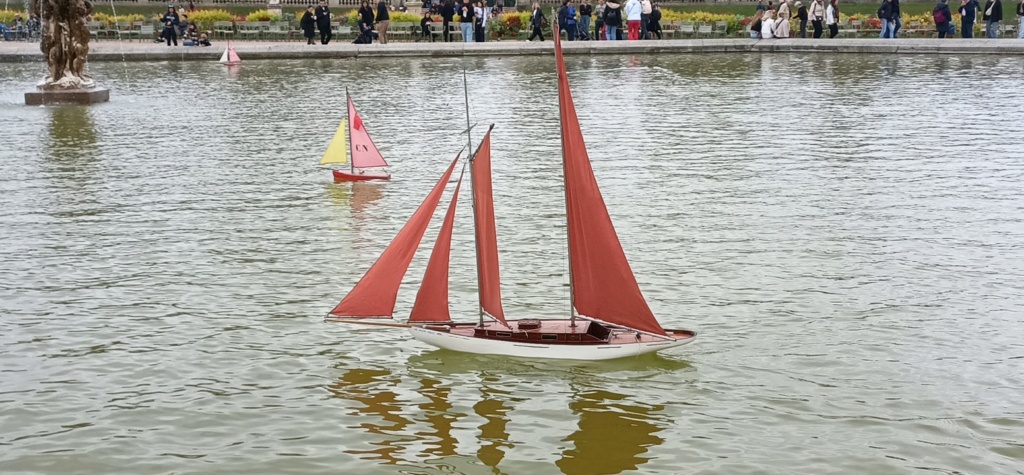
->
[324,32,695,361]
[219,42,241,66]
[318,91,391,182]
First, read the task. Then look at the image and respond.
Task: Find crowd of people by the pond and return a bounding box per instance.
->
[3,0,1023,44]
[155,4,213,46]
[749,0,1023,39]
[0,14,40,42]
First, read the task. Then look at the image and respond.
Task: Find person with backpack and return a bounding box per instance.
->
[934,0,953,37]
[624,0,641,40]
[982,0,1002,37]
[809,0,825,37]
[878,0,894,38]
[959,0,977,36]
[775,0,791,37]
[604,1,622,40]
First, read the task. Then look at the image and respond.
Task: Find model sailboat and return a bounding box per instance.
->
[318,91,391,182]
[325,33,695,361]
[219,42,240,66]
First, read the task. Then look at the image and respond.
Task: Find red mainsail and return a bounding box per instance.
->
[348,94,390,169]
[329,156,460,318]
[471,129,508,326]
[553,34,666,336]
[409,170,464,323]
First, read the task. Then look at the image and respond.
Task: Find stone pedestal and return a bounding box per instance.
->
[25,88,110,106]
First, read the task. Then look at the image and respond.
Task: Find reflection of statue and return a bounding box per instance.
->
[30,0,95,90]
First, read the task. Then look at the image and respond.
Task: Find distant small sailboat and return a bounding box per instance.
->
[318,90,391,182]
[219,42,241,66]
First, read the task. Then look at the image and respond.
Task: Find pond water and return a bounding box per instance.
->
[2,54,1024,474]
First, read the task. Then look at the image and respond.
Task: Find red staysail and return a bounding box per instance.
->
[348,94,389,169]
[409,169,465,323]
[471,129,508,326]
[329,156,460,318]
[553,34,666,336]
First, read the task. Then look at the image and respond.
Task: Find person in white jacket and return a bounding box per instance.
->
[761,9,775,37]
[640,0,652,39]
[624,0,642,39]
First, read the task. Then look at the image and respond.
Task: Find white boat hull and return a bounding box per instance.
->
[408,325,695,361]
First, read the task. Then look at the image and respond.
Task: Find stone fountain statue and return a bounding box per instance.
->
[24,0,110,105]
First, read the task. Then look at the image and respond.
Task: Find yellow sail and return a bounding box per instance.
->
[319,118,348,166]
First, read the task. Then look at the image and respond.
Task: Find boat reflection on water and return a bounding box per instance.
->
[324,181,383,215]
[326,352,689,473]
[557,389,666,474]
[325,366,411,465]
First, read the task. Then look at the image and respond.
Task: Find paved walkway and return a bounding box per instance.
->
[2,38,1023,62]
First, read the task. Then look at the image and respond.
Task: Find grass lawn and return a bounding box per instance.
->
[668,1,944,17]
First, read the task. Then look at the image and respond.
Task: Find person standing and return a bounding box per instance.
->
[161,5,179,46]
[640,0,652,39]
[459,1,474,43]
[810,0,824,37]
[315,0,332,44]
[878,0,894,38]
[579,0,593,40]
[934,0,952,37]
[595,0,606,39]
[604,1,621,40]
[648,2,662,38]
[376,0,390,44]
[960,0,976,36]
[826,0,839,37]
[1017,0,1024,38]
[624,0,641,39]
[891,0,902,37]
[757,0,767,11]
[982,0,1002,37]
[775,0,791,37]
[795,1,808,37]
[474,0,487,41]
[300,5,317,44]
[441,0,455,41]
[528,2,546,40]
[559,0,578,40]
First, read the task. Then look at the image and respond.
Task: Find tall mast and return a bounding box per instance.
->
[555,42,578,327]
[463,67,485,326]
[346,88,354,175]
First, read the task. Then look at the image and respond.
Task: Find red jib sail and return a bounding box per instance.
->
[409,169,465,324]
[329,155,460,318]
[553,33,666,336]
[348,94,389,169]
[471,129,508,326]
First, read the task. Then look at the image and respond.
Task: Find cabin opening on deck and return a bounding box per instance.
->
[586,321,610,341]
